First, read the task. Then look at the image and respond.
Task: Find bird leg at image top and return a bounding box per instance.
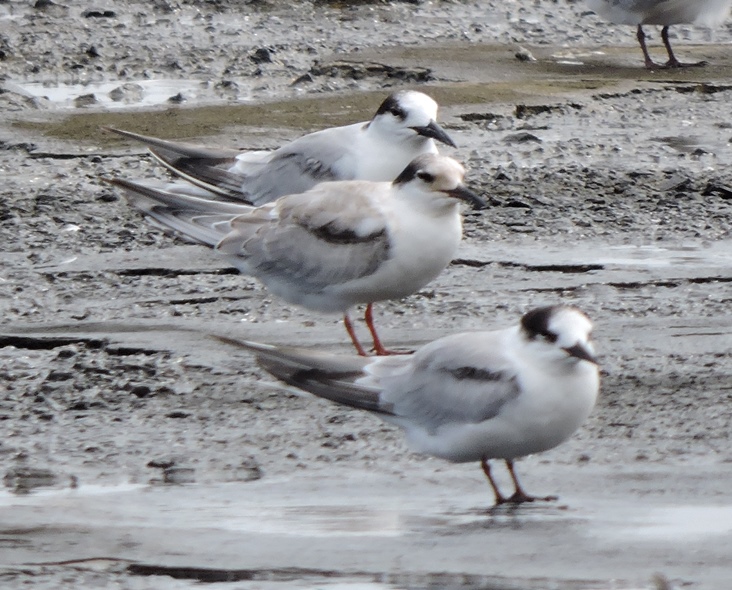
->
[660,26,707,68]
[637,25,707,69]
[504,459,558,504]
[637,25,662,69]
[343,312,369,357]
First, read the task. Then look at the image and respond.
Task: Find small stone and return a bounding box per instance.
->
[81,9,116,18]
[216,80,238,92]
[147,457,176,469]
[234,457,263,482]
[250,47,273,64]
[494,171,511,182]
[0,35,11,61]
[129,384,151,398]
[515,46,536,62]
[4,466,57,494]
[56,346,78,359]
[658,175,690,192]
[503,131,542,144]
[290,72,314,86]
[33,0,68,16]
[701,182,732,199]
[46,370,73,381]
[514,104,553,119]
[108,82,143,103]
[74,93,97,108]
[162,466,195,485]
[97,191,118,203]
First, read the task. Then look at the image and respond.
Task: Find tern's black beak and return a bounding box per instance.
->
[563,343,599,365]
[447,185,487,211]
[411,120,457,148]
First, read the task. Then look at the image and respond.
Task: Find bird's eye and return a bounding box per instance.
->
[541,331,558,343]
[417,171,435,183]
[390,107,407,120]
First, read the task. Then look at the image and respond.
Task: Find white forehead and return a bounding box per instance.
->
[410,154,466,187]
[548,307,593,338]
[397,91,439,119]
[426,155,464,180]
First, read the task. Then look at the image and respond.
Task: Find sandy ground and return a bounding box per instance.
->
[2,1,732,589]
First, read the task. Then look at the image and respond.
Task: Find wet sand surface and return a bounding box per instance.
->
[1,1,732,588]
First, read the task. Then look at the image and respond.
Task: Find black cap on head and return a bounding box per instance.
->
[374,93,407,120]
[521,306,561,342]
[392,157,423,185]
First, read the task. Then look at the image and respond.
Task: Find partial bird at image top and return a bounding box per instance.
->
[105,90,456,206]
[586,0,732,68]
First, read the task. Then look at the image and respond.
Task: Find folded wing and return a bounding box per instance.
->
[105,125,359,206]
[105,177,253,246]
[217,184,391,293]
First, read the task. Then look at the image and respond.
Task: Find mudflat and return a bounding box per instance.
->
[1,1,731,588]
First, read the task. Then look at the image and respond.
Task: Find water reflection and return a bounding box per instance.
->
[15,79,248,110]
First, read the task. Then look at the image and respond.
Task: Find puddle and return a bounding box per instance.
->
[597,242,732,269]
[197,503,407,538]
[7,81,555,143]
[0,480,713,590]
[0,482,145,503]
[609,505,732,541]
[15,79,236,110]
[461,239,732,274]
[0,481,572,538]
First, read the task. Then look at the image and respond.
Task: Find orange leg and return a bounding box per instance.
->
[364,303,388,356]
[505,459,557,504]
[481,458,507,505]
[364,303,407,356]
[343,312,368,357]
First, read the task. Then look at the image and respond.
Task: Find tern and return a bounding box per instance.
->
[104,90,456,205]
[220,305,600,506]
[106,154,484,356]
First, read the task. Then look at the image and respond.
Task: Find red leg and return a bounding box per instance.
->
[505,459,557,504]
[364,303,387,355]
[481,458,508,506]
[343,312,368,357]
[364,303,406,356]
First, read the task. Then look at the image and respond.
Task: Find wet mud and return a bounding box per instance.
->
[1,1,732,589]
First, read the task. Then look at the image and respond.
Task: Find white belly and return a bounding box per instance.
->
[324,204,462,308]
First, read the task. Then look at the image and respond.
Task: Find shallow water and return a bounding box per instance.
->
[1,471,727,589]
[18,79,223,110]
[612,504,732,541]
